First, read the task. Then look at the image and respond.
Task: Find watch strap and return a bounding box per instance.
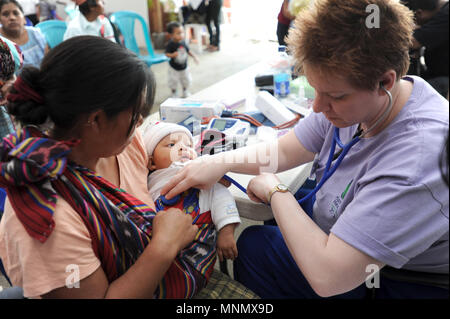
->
[267,184,289,203]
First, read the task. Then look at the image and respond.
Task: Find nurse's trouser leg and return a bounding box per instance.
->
[234,225,367,299]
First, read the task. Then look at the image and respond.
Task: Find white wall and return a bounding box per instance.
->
[231,0,279,42]
[105,0,149,47]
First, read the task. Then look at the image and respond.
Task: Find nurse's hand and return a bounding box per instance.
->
[247,173,281,204]
[161,156,229,200]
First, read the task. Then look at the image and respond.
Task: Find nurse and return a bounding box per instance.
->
[162,0,449,299]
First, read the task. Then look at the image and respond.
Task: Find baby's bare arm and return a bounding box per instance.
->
[216,223,239,261]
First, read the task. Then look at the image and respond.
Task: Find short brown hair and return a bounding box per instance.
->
[287,0,415,90]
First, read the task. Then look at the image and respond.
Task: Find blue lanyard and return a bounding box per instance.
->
[223,126,362,204]
[157,127,360,211]
[297,127,361,204]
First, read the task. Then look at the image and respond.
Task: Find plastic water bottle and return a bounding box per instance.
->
[273,46,291,98]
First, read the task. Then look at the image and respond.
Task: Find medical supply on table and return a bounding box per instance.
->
[224,84,394,205]
[178,114,202,136]
[256,125,278,142]
[220,97,246,110]
[255,90,297,126]
[273,45,292,98]
[206,118,251,146]
[254,74,274,87]
[281,96,313,117]
[196,129,228,155]
[193,118,251,155]
[160,98,225,123]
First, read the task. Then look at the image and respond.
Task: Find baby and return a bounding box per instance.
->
[143,122,240,261]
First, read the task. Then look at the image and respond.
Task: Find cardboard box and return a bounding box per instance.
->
[160,98,225,123]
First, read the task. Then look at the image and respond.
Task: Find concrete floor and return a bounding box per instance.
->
[150,27,278,111]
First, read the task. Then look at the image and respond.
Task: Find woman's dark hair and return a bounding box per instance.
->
[7,36,149,138]
[142,68,156,119]
[79,0,98,17]
[0,0,23,13]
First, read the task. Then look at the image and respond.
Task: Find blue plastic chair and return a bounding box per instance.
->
[110,11,169,67]
[35,20,67,49]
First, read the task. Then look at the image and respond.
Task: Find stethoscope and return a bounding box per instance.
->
[160,85,393,208]
[223,84,393,205]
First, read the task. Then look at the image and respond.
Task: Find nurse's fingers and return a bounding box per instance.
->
[161,169,190,200]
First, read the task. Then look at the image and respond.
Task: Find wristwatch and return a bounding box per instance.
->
[267,184,290,203]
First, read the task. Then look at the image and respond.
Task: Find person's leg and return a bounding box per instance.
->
[180,68,192,98]
[181,6,191,25]
[234,225,367,299]
[205,5,214,46]
[375,276,449,299]
[212,0,222,48]
[277,22,290,46]
[168,67,179,97]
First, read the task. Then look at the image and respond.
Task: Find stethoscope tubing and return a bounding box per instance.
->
[223,85,393,205]
[160,86,394,210]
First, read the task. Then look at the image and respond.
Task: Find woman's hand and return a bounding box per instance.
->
[247,173,281,204]
[152,208,198,253]
[161,156,228,200]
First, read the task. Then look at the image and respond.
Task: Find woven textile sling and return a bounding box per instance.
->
[0,127,216,298]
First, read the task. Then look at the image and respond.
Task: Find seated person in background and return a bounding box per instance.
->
[143,122,241,263]
[405,0,449,97]
[165,21,198,98]
[64,0,115,42]
[0,0,47,68]
[0,35,23,300]
[36,0,56,22]
[17,0,38,25]
[0,36,22,139]
[277,0,294,46]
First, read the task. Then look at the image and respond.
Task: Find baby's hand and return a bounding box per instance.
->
[216,224,238,262]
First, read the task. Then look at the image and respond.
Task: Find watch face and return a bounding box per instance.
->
[278,184,289,191]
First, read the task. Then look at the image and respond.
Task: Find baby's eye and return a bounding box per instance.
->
[168,143,175,147]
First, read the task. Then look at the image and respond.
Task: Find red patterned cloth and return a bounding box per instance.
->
[0,127,216,298]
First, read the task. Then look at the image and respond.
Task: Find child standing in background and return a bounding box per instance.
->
[165,21,198,98]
